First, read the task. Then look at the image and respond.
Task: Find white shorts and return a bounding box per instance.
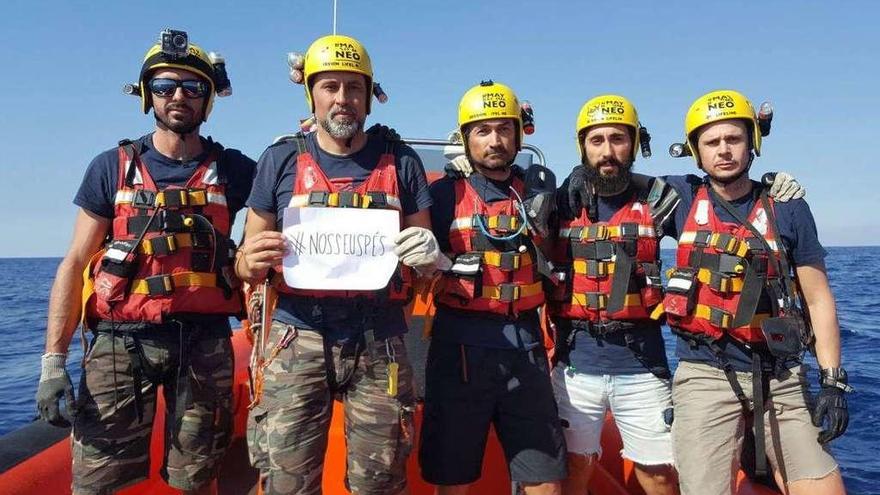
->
[552,364,674,466]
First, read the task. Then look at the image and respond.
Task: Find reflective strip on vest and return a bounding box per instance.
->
[679,230,778,252]
[129,271,219,295]
[115,189,228,207]
[288,192,402,209]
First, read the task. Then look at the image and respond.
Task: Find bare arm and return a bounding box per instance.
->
[235,208,287,284]
[796,262,841,369]
[45,209,110,354]
[403,208,431,230]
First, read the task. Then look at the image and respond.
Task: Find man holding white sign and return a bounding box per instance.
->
[235,34,437,495]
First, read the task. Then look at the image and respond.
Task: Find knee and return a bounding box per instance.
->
[566,452,598,476]
[634,462,678,485]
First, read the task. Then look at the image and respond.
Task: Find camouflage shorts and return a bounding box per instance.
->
[248,321,416,495]
[71,328,234,495]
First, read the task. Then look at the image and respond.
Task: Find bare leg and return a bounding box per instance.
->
[561,453,597,495]
[786,469,846,495]
[633,463,679,495]
[523,481,562,495]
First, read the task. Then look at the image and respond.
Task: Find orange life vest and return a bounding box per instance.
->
[549,193,662,322]
[85,140,242,324]
[660,185,781,343]
[436,176,544,317]
[273,138,413,304]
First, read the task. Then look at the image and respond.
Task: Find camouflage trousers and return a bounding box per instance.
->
[248,321,416,495]
[71,326,233,495]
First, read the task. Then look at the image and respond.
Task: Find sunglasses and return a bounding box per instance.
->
[148,78,209,98]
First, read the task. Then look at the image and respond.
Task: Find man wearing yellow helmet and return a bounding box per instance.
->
[658,90,848,495]
[418,81,566,495]
[549,95,680,495]
[237,34,435,494]
[35,29,255,494]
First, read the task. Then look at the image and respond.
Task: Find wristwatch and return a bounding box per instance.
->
[819,367,855,393]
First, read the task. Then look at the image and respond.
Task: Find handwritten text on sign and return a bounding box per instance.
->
[281,207,400,290]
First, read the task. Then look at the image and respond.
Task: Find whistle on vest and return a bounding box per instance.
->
[664,268,697,317]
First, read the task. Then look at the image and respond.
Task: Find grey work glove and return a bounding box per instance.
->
[563,165,591,220]
[444,155,473,179]
[768,171,806,202]
[36,353,77,427]
[393,227,452,275]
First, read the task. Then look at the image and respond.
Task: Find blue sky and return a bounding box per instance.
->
[1,0,878,257]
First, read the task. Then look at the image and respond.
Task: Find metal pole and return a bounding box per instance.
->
[332,0,338,34]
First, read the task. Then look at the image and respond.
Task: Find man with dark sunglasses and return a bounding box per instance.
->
[36,30,255,495]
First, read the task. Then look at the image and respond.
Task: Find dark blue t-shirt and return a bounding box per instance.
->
[429,172,542,350]
[554,176,670,375]
[246,131,432,342]
[73,133,257,329]
[663,174,827,371]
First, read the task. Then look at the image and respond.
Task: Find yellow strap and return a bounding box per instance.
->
[570,292,641,309]
[139,233,199,255]
[481,281,543,300]
[130,271,218,295]
[155,189,208,208]
[710,233,750,257]
[482,251,533,268]
[650,303,665,320]
[573,259,616,276]
[487,215,519,231]
[696,268,745,293]
[693,304,769,329]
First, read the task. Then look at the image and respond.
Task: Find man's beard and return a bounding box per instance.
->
[320,107,363,140]
[154,106,201,135]
[584,157,633,195]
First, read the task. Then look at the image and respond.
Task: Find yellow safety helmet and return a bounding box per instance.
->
[575,95,642,162]
[303,34,374,114]
[457,81,523,150]
[138,42,219,120]
[684,89,762,163]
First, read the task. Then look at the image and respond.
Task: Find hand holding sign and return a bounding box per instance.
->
[238,230,288,282]
[393,227,450,275]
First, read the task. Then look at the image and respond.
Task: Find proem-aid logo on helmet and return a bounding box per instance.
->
[482,92,509,109]
[705,94,738,119]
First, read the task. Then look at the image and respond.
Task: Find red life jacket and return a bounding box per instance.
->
[549,194,662,322]
[661,185,781,343]
[436,176,544,317]
[85,140,242,324]
[273,138,413,304]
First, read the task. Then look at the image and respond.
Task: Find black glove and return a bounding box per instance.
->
[36,354,77,428]
[560,165,591,220]
[811,385,849,444]
[365,123,400,142]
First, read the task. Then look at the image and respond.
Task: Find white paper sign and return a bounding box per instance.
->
[281,207,400,290]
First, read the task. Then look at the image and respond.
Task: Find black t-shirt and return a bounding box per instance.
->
[554,177,670,375]
[429,172,542,350]
[664,174,827,372]
[246,131,432,342]
[73,133,257,330]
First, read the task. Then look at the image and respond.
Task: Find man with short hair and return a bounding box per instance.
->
[237,34,435,495]
[419,81,567,495]
[658,89,849,495]
[36,30,255,495]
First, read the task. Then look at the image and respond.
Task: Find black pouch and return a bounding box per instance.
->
[760,313,807,358]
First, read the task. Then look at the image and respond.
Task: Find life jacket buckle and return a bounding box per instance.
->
[308,191,330,206]
[497,283,521,303]
[145,274,175,296]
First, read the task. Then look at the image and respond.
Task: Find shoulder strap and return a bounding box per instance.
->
[206,137,227,184]
[118,138,143,188]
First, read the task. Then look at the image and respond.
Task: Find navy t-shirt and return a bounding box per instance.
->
[246,131,432,342]
[429,172,542,350]
[664,174,827,371]
[554,176,671,375]
[73,133,257,329]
